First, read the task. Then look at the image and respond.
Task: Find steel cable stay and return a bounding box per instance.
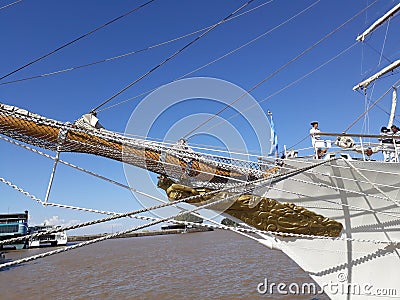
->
[44,202,264,245]
[358,19,392,136]
[93,37,360,162]
[344,79,400,133]
[90,0,256,113]
[193,63,394,148]
[0,201,396,272]
[181,1,378,140]
[359,12,400,77]
[0,0,23,11]
[200,42,358,136]
[0,1,273,87]
[0,0,156,81]
[1,184,398,270]
[96,0,322,113]
[0,179,246,246]
[96,39,355,115]
[171,0,321,84]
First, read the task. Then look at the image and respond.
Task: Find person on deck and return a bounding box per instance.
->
[309,121,325,159]
[390,125,400,137]
[309,121,320,146]
[379,126,392,162]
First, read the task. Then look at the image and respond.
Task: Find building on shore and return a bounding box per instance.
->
[0,211,29,249]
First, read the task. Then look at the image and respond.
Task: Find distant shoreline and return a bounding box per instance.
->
[67,227,213,242]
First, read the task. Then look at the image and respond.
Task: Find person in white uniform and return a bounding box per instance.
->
[309,121,320,147]
[309,121,325,159]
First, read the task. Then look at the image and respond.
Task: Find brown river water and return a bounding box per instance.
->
[0,230,329,299]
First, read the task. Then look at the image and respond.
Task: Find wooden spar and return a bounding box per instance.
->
[356,3,400,42]
[353,60,400,91]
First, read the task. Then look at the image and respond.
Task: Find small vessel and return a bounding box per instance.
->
[28,225,67,247]
[0,211,28,250]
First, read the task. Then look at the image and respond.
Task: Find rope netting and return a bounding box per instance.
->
[0,103,275,189]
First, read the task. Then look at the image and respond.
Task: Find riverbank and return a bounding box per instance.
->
[67,227,213,242]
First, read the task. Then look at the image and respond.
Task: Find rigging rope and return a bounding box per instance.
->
[90,0,256,113]
[0,154,343,239]
[0,1,273,87]
[42,202,400,245]
[176,0,321,82]
[1,169,398,270]
[0,0,156,81]
[359,12,400,77]
[201,42,358,136]
[182,1,378,139]
[344,79,400,132]
[0,173,265,246]
[98,36,355,115]
[0,0,23,11]
[1,199,396,272]
[0,174,277,270]
[0,166,400,248]
[96,0,321,114]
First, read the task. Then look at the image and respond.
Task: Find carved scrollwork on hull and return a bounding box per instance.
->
[157,176,343,238]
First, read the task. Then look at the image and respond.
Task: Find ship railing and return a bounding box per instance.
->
[284,132,400,162]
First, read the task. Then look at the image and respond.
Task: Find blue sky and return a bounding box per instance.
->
[1,0,399,233]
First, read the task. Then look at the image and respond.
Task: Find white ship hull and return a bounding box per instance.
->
[259,157,400,299]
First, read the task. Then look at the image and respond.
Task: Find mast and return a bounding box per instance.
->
[388,86,397,128]
[356,3,400,42]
